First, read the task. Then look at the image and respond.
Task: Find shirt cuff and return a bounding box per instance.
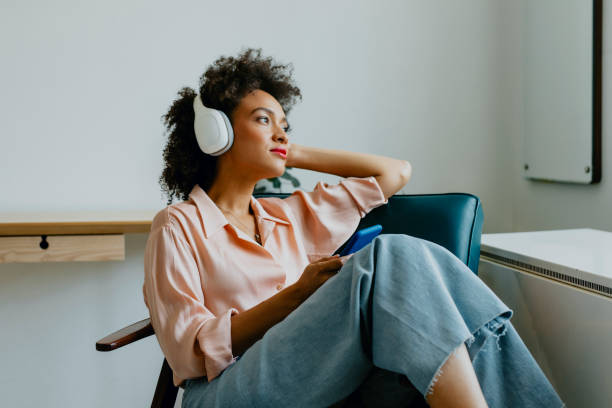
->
[196,307,240,382]
[339,176,388,217]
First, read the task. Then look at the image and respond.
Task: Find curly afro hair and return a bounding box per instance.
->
[159,48,302,204]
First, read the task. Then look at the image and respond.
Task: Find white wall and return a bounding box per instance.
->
[0,234,161,407]
[0,0,518,231]
[1,1,522,407]
[510,0,612,233]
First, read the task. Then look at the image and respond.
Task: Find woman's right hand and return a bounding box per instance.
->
[294,255,345,297]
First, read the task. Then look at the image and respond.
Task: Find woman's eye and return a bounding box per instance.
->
[257,116,290,132]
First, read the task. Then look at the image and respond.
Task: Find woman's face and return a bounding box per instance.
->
[227,89,290,180]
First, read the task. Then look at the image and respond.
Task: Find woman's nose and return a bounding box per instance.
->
[274,132,288,144]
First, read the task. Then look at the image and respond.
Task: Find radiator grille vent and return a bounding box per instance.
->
[481,251,612,299]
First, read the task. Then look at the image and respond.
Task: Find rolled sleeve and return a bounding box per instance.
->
[197,307,239,382]
[339,176,388,217]
[284,176,388,259]
[143,222,238,386]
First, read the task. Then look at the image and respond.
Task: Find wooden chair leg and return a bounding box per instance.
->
[151,358,179,408]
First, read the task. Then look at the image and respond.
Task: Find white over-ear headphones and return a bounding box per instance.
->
[193,93,234,156]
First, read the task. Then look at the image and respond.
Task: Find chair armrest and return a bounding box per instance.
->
[96,318,154,351]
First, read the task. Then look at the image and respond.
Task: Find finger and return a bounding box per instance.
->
[323,257,342,264]
[321,258,344,270]
[338,254,352,264]
[315,254,340,263]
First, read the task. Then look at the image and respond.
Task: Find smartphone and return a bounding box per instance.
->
[334,224,383,257]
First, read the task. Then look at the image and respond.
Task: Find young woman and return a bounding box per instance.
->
[143,48,564,407]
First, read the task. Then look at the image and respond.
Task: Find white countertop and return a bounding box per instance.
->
[481,228,612,286]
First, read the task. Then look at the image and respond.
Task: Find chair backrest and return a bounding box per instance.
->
[254,192,484,275]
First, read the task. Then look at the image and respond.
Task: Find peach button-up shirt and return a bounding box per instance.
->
[143,176,388,386]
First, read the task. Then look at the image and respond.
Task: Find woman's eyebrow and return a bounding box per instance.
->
[250,107,287,124]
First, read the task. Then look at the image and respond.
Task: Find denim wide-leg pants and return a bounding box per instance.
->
[182,234,564,407]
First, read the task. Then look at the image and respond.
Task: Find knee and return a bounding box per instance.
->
[376,233,452,257]
[367,234,424,261]
[373,233,421,250]
[371,234,448,264]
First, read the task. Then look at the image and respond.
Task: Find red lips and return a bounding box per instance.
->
[270,147,287,155]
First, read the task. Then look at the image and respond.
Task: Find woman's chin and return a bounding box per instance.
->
[256,168,284,183]
[270,163,286,177]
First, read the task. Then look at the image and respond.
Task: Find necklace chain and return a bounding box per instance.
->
[218,207,261,244]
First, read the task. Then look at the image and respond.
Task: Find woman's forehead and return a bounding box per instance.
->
[238,89,285,117]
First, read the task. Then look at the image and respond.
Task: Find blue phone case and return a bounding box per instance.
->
[335,224,383,256]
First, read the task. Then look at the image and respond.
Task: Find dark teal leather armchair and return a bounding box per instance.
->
[95,192,484,408]
[362,192,483,275]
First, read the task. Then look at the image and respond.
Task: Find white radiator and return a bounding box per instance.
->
[478,228,612,408]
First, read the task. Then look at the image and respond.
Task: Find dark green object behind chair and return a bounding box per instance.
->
[95,192,484,408]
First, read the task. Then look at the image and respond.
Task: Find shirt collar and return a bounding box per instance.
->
[188,184,290,239]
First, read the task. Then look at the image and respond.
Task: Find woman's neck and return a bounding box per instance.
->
[206,174,258,217]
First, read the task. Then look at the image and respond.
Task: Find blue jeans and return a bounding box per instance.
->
[182,234,564,407]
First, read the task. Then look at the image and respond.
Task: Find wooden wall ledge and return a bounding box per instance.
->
[0,211,158,236]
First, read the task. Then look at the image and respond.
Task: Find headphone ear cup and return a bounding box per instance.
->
[193,95,234,156]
